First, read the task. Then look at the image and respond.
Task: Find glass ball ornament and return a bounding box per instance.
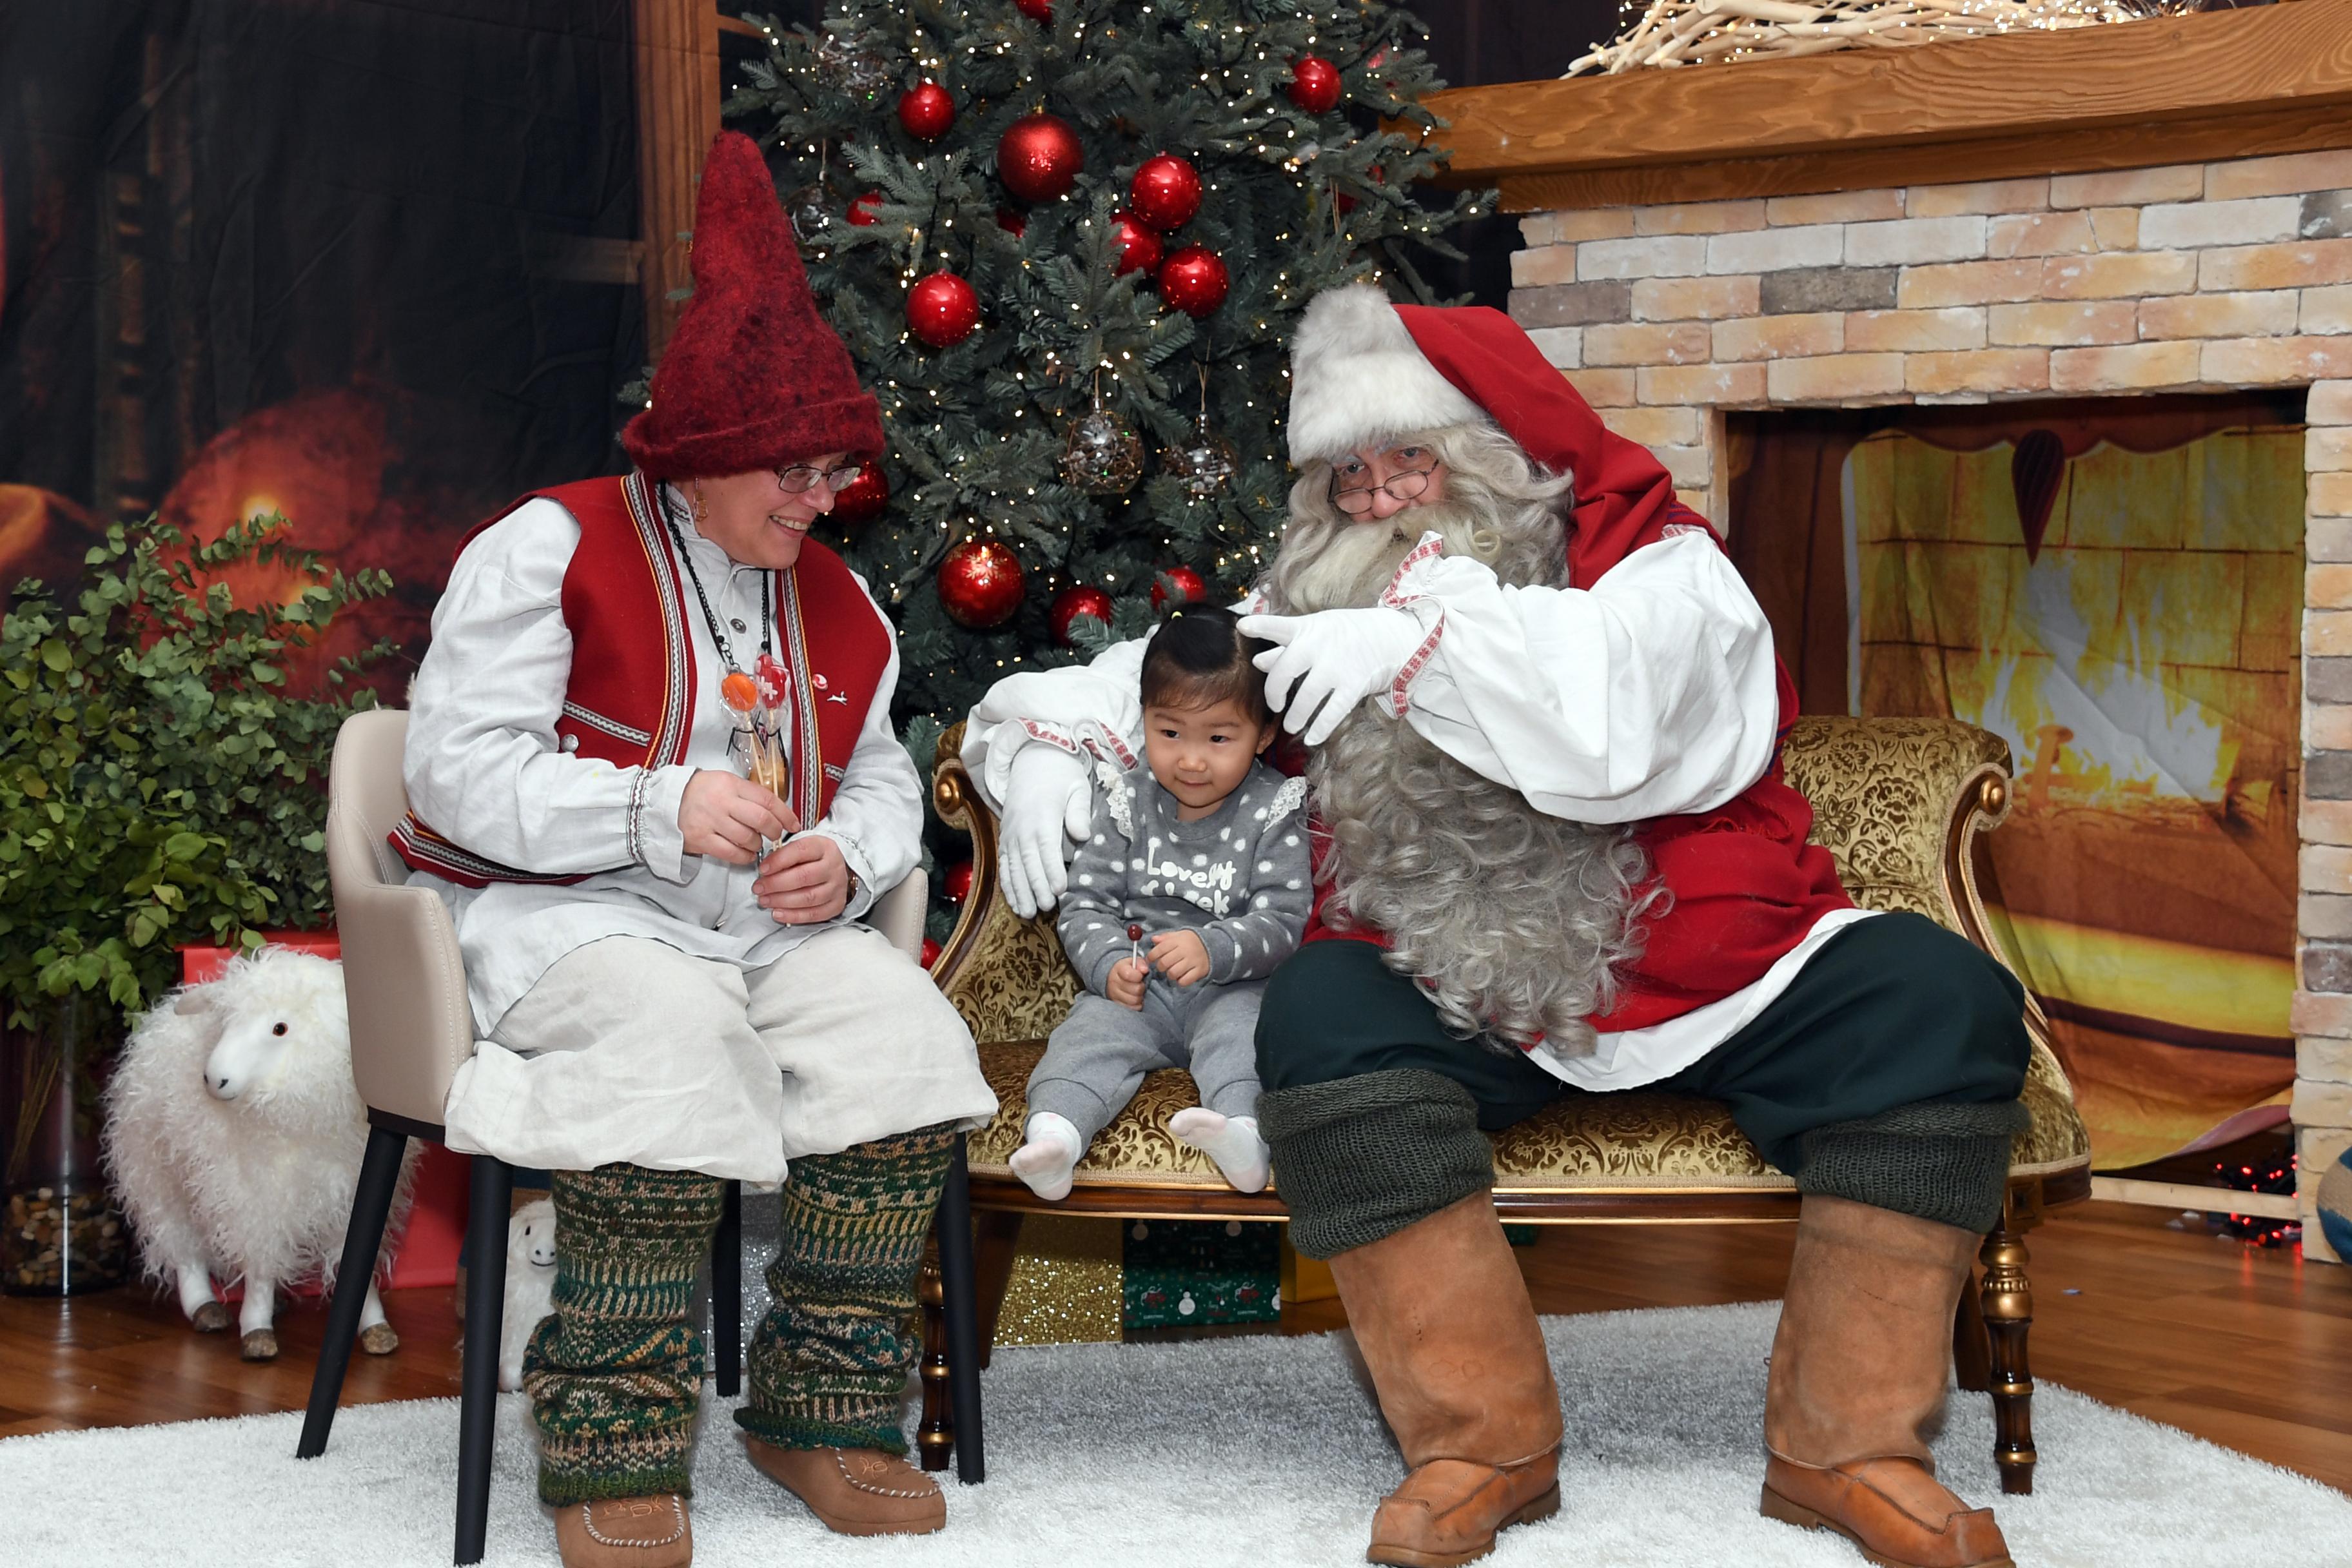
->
[937,537,1024,629]
[816,34,893,99]
[787,185,833,246]
[1288,55,1343,114]
[906,270,980,348]
[1150,565,1208,611]
[1128,153,1202,231]
[1155,245,1229,318]
[897,80,955,141]
[1048,584,1115,647]
[997,112,1084,204]
[1110,211,1162,276]
[1058,407,1146,495]
[828,464,890,523]
[1162,428,1238,497]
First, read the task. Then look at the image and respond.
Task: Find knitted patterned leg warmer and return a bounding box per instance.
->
[525,1162,726,1505]
[735,1124,956,1455]
[1796,1099,2034,1235]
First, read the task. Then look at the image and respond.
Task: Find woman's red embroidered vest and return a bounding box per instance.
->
[391,471,892,888]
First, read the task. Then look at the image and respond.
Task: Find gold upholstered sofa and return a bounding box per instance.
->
[916,716,2093,1496]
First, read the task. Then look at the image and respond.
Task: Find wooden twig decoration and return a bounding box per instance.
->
[1565,0,2186,75]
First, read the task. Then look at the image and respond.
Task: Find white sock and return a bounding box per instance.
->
[1009,1112,1084,1201]
[1170,1108,1270,1194]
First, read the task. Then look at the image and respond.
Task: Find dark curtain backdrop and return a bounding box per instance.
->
[0,0,640,679]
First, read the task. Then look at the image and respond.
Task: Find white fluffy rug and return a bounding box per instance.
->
[8,1302,2346,1568]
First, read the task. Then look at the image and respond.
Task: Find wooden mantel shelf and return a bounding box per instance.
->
[1422,0,2352,210]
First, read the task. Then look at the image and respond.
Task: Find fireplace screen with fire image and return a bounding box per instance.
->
[1730,395,2305,1169]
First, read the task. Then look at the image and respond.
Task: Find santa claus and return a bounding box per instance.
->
[963,284,2029,1568]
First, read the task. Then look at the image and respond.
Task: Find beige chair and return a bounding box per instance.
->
[295,707,947,1563]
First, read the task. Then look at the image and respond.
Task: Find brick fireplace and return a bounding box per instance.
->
[1427,4,2352,1255]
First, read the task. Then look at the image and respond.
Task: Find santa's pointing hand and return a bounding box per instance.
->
[1239,606,1429,747]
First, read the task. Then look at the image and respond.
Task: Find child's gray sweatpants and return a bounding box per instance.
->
[1026,977,1266,1146]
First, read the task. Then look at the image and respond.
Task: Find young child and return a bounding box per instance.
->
[1009,607,1311,1199]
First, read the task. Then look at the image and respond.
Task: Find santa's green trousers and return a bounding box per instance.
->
[524,1126,956,1505]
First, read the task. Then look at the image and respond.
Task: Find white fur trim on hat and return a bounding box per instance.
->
[1285,283,1487,464]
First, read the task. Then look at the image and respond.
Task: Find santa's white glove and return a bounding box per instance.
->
[998,743,1095,919]
[1239,607,1428,747]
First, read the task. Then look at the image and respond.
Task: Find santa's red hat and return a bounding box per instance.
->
[1284,282,1689,590]
[622,132,885,480]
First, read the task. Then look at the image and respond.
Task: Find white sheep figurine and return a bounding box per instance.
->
[103,948,417,1360]
[500,1197,558,1392]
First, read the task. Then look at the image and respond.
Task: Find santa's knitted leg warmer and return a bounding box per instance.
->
[735,1124,956,1454]
[1257,1069,1493,1260]
[1796,1099,2032,1234]
[525,1162,726,1505]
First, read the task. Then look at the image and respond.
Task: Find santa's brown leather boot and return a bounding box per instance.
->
[549,1493,692,1568]
[745,1439,946,1535]
[1328,1192,1563,1568]
[1760,1195,2014,1568]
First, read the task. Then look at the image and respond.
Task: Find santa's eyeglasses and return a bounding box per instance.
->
[1328,458,1438,516]
[775,462,863,494]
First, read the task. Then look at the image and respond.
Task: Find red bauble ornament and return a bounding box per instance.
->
[938,537,1024,627]
[1155,246,1229,318]
[1288,55,1342,114]
[943,861,974,903]
[1110,211,1162,276]
[1129,153,1202,231]
[921,936,943,969]
[907,271,980,348]
[828,464,890,522]
[1014,0,1052,18]
[997,207,1028,237]
[1049,584,1115,645]
[897,81,955,141]
[847,190,883,226]
[997,113,1085,204]
[1150,565,1207,611]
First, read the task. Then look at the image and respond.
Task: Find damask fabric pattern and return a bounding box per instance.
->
[735,1125,956,1456]
[950,716,2093,1191]
[527,1162,726,1504]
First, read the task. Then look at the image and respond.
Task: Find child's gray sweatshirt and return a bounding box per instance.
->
[1055,760,1312,994]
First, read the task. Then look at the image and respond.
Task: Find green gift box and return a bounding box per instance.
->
[1122,1218,1280,1329]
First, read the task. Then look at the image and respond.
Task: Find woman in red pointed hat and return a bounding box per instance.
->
[399,131,995,1566]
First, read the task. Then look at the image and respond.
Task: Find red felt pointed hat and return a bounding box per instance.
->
[622,132,885,479]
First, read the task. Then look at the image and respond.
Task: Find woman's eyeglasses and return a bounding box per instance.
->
[776,463,863,494]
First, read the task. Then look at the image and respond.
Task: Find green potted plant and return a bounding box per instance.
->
[0,514,389,1294]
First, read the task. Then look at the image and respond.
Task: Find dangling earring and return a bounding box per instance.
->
[691,482,708,524]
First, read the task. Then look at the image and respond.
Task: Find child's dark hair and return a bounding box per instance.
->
[1140,605,1271,725]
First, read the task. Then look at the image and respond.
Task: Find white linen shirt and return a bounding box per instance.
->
[960,529,1876,1091]
[404,489,924,1035]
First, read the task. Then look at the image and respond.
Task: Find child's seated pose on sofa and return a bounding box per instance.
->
[1009,607,1311,1199]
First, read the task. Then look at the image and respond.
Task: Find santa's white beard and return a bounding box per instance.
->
[1271,483,1655,1059]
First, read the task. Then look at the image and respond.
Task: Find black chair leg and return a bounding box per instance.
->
[936,1136,985,1484]
[455,1154,514,1565]
[297,1122,410,1460]
[714,1179,742,1398]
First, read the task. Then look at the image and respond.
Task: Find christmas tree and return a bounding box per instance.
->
[725,0,1487,745]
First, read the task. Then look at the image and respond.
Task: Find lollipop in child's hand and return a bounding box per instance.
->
[1128,923,1144,975]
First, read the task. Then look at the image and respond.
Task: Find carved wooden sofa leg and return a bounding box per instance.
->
[917,1248,953,1473]
[1979,1208,2037,1496]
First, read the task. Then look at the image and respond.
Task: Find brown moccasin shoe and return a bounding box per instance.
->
[551,1493,692,1568]
[1367,1451,1561,1568]
[745,1440,946,1536]
[1762,1456,2014,1568]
